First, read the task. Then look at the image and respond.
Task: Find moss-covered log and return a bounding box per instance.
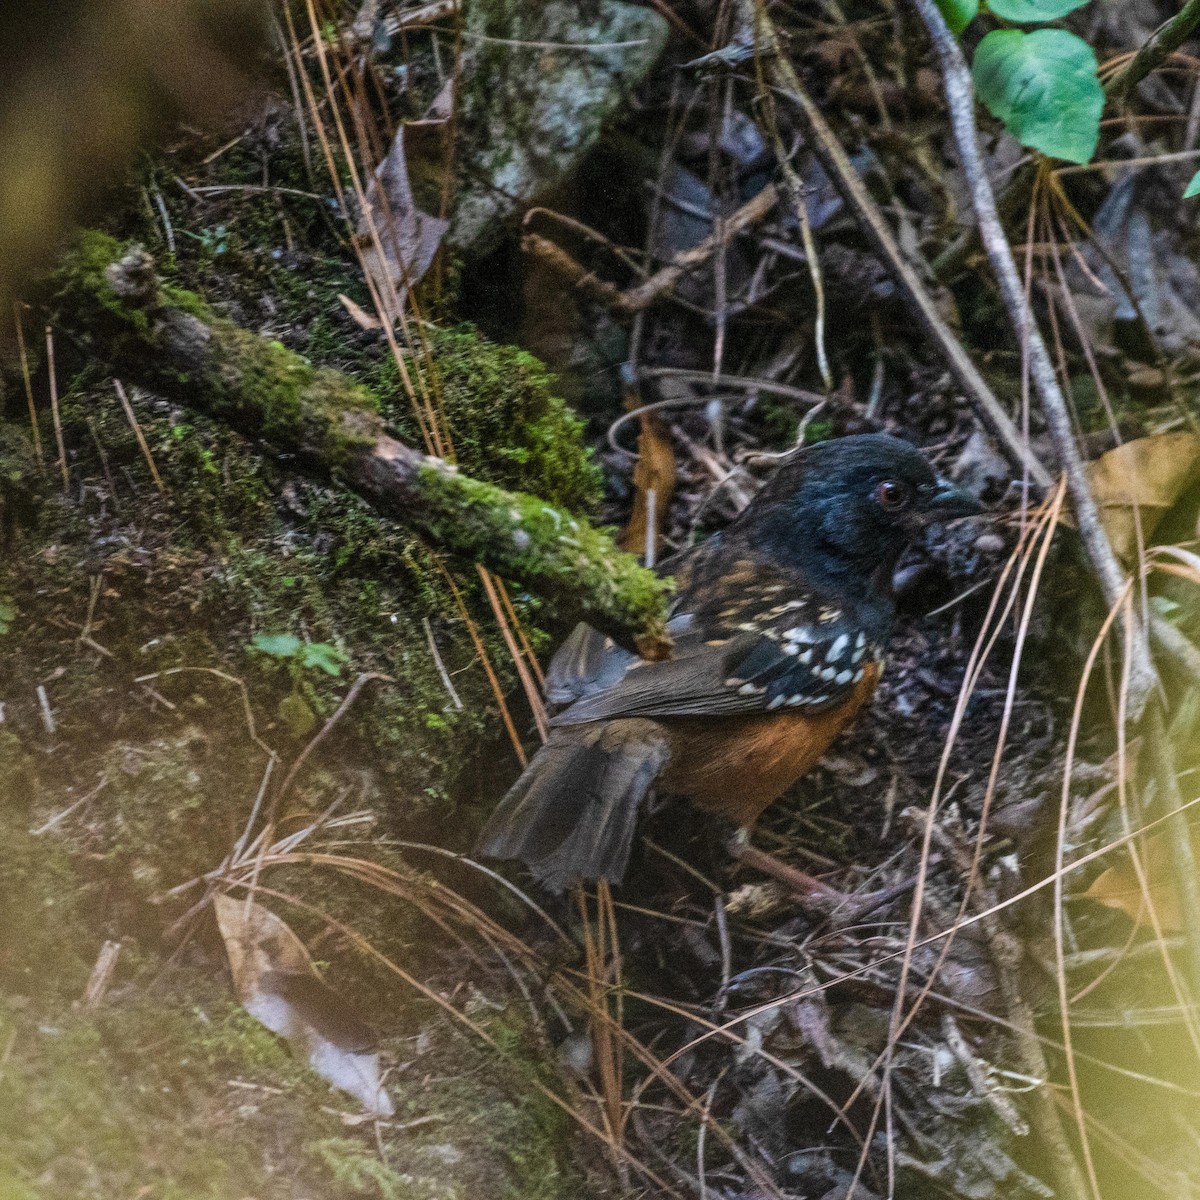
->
[55,234,671,656]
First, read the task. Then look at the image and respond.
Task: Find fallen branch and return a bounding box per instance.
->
[739,0,1051,489]
[55,234,672,658]
[523,184,779,320]
[613,182,778,315]
[521,231,626,309]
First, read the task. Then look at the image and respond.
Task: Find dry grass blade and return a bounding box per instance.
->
[12,304,43,466]
[576,882,627,1167]
[113,379,165,494]
[44,325,68,491]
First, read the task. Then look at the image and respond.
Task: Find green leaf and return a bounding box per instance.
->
[973,29,1102,164]
[250,632,303,660]
[299,642,348,677]
[1185,168,1200,198]
[985,0,1088,23]
[936,0,979,34]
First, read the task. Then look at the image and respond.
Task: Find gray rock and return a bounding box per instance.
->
[451,0,669,250]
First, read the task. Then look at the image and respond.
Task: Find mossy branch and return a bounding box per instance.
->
[54,233,672,657]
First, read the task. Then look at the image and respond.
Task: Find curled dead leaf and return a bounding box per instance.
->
[213,893,393,1116]
[356,80,454,325]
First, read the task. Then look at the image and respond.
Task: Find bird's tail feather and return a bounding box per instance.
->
[475,720,669,892]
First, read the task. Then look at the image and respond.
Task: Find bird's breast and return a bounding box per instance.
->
[659,664,880,825]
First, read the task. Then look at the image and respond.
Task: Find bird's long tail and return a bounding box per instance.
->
[474,719,670,893]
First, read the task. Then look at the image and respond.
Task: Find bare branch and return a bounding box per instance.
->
[738,0,1052,490]
[907,0,1157,717]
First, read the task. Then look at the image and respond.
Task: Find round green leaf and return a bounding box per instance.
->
[936,0,980,34]
[985,0,1088,23]
[972,28,1102,164]
[1185,167,1200,199]
[250,632,303,659]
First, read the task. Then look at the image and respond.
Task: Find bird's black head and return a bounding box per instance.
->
[738,433,983,586]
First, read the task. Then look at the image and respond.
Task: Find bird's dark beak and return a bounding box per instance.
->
[924,477,984,521]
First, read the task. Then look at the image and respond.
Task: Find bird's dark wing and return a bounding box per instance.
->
[551,593,881,726]
[543,614,699,709]
[543,538,723,709]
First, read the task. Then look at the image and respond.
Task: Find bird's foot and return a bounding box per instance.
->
[727,834,921,924]
[727,837,844,905]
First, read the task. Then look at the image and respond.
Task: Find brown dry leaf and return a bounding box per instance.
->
[1085,832,1184,932]
[356,81,453,325]
[213,893,393,1116]
[620,410,676,560]
[1081,432,1200,563]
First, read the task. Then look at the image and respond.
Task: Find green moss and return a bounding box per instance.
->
[316,1140,452,1200]
[54,228,152,338]
[414,460,670,651]
[384,325,602,512]
[0,735,93,1000]
[389,1006,578,1200]
[198,320,381,469]
[0,986,347,1200]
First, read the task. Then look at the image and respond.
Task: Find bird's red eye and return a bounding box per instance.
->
[876,479,910,510]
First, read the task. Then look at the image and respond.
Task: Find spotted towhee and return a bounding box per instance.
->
[476,433,983,892]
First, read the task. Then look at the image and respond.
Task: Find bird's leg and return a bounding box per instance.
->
[726,827,844,905]
[726,828,929,923]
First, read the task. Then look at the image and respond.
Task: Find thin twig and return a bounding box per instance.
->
[35,685,56,736]
[751,69,832,391]
[422,616,464,710]
[908,0,1156,717]
[615,183,778,315]
[740,0,1051,489]
[113,380,164,494]
[274,671,392,804]
[44,326,68,491]
[12,305,44,466]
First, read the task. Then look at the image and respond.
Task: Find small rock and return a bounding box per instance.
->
[557,1031,593,1077]
[973,532,1006,555]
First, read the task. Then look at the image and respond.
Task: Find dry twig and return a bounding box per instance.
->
[907,0,1156,716]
